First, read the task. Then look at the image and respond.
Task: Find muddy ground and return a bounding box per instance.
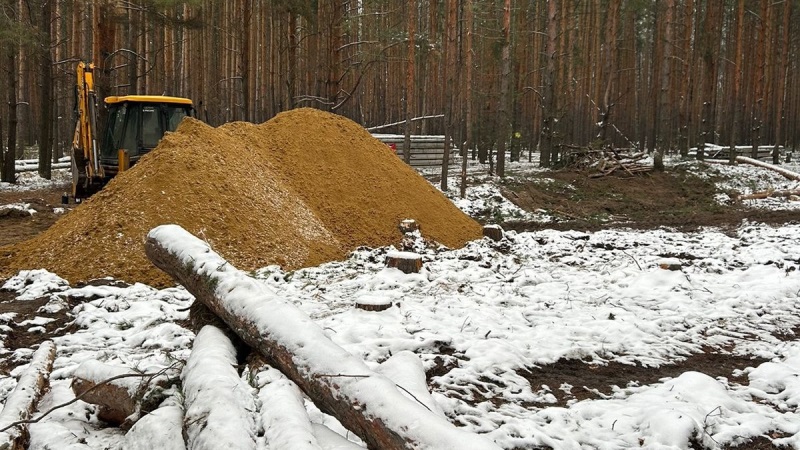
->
[2,168,797,449]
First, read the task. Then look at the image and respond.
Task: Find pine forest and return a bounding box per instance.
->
[1,0,799,180]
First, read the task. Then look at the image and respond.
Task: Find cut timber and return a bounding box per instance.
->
[70,360,172,427]
[254,366,323,450]
[483,225,504,241]
[385,251,422,274]
[121,395,185,450]
[735,156,800,181]
[0,340,56,450]
[182,325,257,450]
[144,224,501,450]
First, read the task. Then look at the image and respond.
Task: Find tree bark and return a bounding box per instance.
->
[460,0,473,198]
[403,0,415,166]
[495,0,511,177]
[144,225,501,450]
[540,0,558,168]
[37,0,53,180]
[4,33,19,184]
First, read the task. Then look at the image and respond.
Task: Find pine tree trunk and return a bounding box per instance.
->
[37,0,53,180]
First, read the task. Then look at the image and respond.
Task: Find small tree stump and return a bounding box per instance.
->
[385,251,422,274]
[355,295,392,312]
[657,258,682,271]
[483,225,504,242]
[398,219,419,234]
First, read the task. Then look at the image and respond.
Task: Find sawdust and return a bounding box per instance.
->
[0,108,481,287]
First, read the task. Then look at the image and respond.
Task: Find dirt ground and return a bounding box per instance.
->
[1,167,796,449]
[0,184,72,247]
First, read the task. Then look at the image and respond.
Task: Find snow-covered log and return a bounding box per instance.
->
[735,156,800,181]
[182,325,257,450]
[375,351,445,418]
[0,340,56,450]
[121,395,185,450]
[71,360,161,427]
[254,367,323,450]
[145,224,502,450]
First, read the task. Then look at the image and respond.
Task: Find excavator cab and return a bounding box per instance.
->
[99,96,194,177]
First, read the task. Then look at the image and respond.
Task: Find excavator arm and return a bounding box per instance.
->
[71,61,105,199]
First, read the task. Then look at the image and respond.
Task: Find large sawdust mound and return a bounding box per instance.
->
[1,108,481,287]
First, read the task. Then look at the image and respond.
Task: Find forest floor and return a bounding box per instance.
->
[2,162,799,449]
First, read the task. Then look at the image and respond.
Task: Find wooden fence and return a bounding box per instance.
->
[371,134,457,169]
[693,144,788,162]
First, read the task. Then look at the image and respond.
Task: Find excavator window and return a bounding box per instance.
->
[141,106,161,149]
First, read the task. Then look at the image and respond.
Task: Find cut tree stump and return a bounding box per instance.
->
[398,219,419,234]
[385,251,422,274]
[144,224,501,450]
[0,340,56,450]
[657,258,682,271]
[483,225,504,241]
[355,295,392,312]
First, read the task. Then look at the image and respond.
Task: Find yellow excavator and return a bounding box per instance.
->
[71,61,195,200]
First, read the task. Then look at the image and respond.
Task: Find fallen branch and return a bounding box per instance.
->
[144,224,501,450]
[0,341,56,450]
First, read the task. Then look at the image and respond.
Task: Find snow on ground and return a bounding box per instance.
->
[1,157,800,449]
[0,168,71,193]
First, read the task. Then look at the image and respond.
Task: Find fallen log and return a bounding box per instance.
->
[121,395,186,450]
[0,340,56,450]
[735,156,800,181]
[737,189,800,201]
[145,224,501,450]
[70,360,173,428]
[182,325,257,450]
[254,366,323,450]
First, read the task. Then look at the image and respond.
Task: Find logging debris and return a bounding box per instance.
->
[563,147,652,178]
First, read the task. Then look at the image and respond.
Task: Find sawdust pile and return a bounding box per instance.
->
[1,108,481,287]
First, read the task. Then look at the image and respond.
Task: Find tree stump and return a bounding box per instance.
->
[355,295,392,312]
[483,225,504,241]
[398,219,419,234]
[385,251,422,274]
[657,258,682,271]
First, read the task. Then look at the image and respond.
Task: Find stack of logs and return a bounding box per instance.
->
[1,223,502,450]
